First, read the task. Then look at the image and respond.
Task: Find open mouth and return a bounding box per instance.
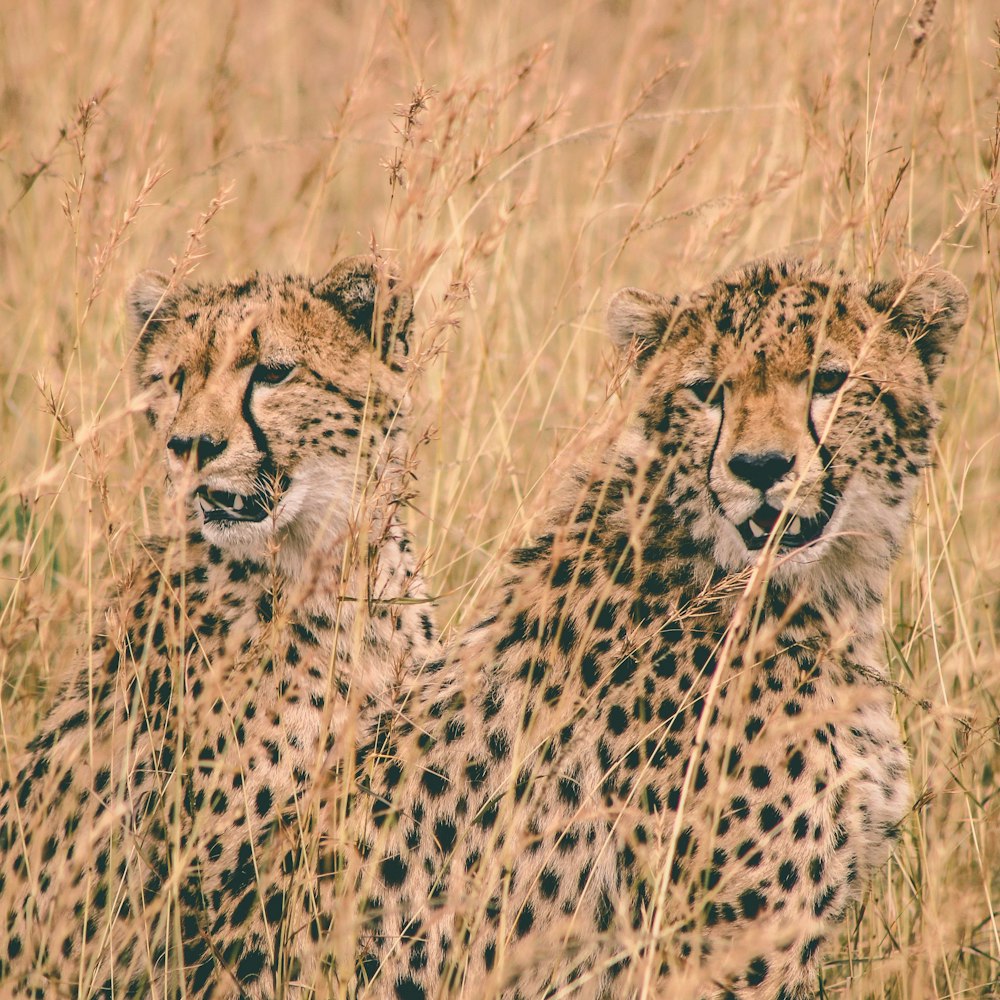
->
[736,502,833,552]
[195,476,291,524]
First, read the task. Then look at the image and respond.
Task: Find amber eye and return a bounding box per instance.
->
[168,369,186,394]
[252,363,295,385]
[686,379,721,407]
[813,368,848,395]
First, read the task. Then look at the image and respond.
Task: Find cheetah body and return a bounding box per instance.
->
[0,257,437,998]
[353,258,966,1000]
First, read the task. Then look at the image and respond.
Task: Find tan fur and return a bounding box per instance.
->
[0,257,437,998]
[0,256,967,1000]
[343,258,966,1000]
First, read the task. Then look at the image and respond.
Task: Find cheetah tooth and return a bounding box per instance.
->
[748,520,765,538]
[233,495,244,511]
[789,516,803,535]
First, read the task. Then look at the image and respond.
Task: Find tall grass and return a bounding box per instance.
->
[0,1,998,995]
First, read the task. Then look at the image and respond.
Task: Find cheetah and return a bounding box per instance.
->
[0,256,438,998]
[342,258,967,999]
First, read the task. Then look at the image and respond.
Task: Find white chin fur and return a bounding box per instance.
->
[197,460,359,560]
[710,478,907,588]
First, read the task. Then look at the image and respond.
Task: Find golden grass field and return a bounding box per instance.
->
[1,0,998,996]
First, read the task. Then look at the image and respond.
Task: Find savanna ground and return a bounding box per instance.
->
[0,1,998,996]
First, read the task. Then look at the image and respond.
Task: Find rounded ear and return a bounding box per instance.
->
[606,287,677,369]
[867,271,968,382]
[312,255,414,367]
[127,270,172,337]
[127,271,178,413]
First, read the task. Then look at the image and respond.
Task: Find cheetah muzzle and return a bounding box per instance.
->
[736,490,838,552]
[194,472,292,524]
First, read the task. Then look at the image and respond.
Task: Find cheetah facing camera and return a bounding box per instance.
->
[0,256,438,997]
[356,258,967,999]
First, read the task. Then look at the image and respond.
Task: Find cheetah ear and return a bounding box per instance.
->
[313,255,414,367]
[867,271,968,383]
[606,287,678,369]
[126,270,181,425]
[127,270,173,339]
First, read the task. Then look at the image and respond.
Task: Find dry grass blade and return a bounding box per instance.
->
[0,1,997,997]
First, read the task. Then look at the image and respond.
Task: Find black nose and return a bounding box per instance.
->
[728,451,795,491]
[167,435,228,470]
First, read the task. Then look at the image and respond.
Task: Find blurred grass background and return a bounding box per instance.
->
[0,1,998,995]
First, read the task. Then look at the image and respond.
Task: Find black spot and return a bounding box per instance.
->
[434,819,457,853]
[800,936,823,966]
[496,610,538,653]
[382,856,408,887]
[607,705,628,734]
[813,886,837,916]
[692,644,714,674]
[579,650,601,687]
[421,768,449,797]
[291,622,320,646]
[593,601,617,631]
[658,697,679,722]
[738,888,766,919]
[653,649,676,679]
[465,758,488,789]
[778,860,799,890]
[264,890,284,923]
[255,786,273,817]
[395,977,426,1000]
[611,655,637,686]
[760,805,782,832]
[488,729,510,761]
[558,776,581,806]
[746,956,769,987]
[236,948,267,983]
[540,867,561,899]
[809,856,824,883]
[252,593,273,624]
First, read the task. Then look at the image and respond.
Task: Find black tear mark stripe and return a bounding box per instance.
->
[705,392,728,519]
[241,375,271,457]
[805,406,837,504]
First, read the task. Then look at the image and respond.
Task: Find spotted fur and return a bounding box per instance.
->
[0,256,438,998]
[346,258,967,1000]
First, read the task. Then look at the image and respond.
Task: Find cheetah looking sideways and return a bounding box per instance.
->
[354,259,967,1000]
[0,256,438,997]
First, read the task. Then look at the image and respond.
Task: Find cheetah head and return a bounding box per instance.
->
[128,255,413,556]
[608,258,967,583]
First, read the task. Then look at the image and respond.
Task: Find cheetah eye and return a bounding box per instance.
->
[685,379,722,407]
[168,369,186,394]
[252,363,296,386]
[812,368,848,395]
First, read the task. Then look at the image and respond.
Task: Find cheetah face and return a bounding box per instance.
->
[608,259,967,578]
[127,256,413,555]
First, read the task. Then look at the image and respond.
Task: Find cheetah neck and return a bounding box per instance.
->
[169,493,434,713]
[502,434,893,676]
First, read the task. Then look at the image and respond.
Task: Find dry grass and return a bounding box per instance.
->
[1,1,998,996]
